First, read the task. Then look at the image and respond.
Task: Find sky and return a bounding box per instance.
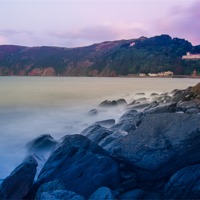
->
[0,0,199,47]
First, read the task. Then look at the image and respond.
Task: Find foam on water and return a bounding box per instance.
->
[0,77,199,179]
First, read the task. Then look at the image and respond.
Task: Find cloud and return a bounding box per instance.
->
[155,0,200,45]
[0,29,33,37]
[0,35,8,45]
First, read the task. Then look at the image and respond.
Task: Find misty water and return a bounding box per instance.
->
[0,77,199,179]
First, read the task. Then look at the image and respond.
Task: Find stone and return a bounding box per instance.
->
[88,109,98,116]
[107,113,200,182]
[95,119,115,127]
[135,93,145,95]
[186,108,199,114]
[177,99,200,110]
[164,164,200,199]
[150,93,159,96]
[126,103,150,111]
[35,179,66,200]
[88,187,115,200]
[0,155,37,199]
[145,103,177,114]
[26,134,58,156]
[80,124,113,143]
[35,135,120,198]
[191,82,200,95]
[99,99,126,107]
[40,190,85,200]
[119,189,161,200]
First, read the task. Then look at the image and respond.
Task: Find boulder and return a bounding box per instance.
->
[119,189,161,200]
[80,124,113,143]
[126,103,150,111]
[40,190,85,200]
[135,93,145,95]
[164,164,200,199]
[88,109,98,116]
[107,113,200,183]
[177,99,200,110]
[26,134,58,156]
[35,179,66,200]
[94,119,115,127]
[191,82,200,95]
[186,108,199,114]
[0,155,37,199]
[88,187,115,200]
[99,99,126,107]
[145,103,177,114]
[35,135,120,198]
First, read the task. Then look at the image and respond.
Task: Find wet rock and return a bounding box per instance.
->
[135,97,147,102]
[135,93,145,95]
[107,113,200,183]
[26,134,58,156]
[177,99,200,111]
[80,124,113,143]
[95,119,115,127]
[171,89,194,103]
[88,109,98,116]
[191,82,200,95]
[0,155,37,199]
[35,179,66,200]
[126,103,150,111]
[150,93,159,96]
[164,164,200,199]
[35,135,120,198]
[40,190,85,200]
[186,108,199,114]
[119,189,161,200]
[111,120,136,133]
[88,187,115,200]
[99,99,126,107]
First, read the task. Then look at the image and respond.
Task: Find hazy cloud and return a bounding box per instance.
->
[155,0,200,45]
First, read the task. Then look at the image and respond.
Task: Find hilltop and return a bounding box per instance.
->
[0,34,200,76]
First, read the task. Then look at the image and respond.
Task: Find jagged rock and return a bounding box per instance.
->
[88,187,115,200]
[88,109,98,116]
[99,99,126,107]
[119,189,161,200]
[40,190,85,200]
[0,155,37,199]
[80,124,113,143]
[107,113,200,183]
[35,135,120,198]
[26,134,58,156]
[164,164,200,199]
[35,179,66,200]
[170,88,194,103]
[94,119,115,127]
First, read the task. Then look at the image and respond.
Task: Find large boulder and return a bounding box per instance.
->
[0,155,37,199]
[80,124,113,143]
[26,134,58,156]
[94,119,115,127]
[99,99,126,107]
[88,187,115,200]
[164,164,200,199]
[107,113,200,183]
[35,135,120,198]
[40,190,85,200]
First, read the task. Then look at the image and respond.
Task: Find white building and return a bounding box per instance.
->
[182,52,200,60]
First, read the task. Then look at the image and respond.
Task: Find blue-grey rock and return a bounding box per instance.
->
[80,124,113,143]
[88,109,98,116]
[35,135,120,198]
[89,187,115,200]
[186,108,199,114]
[0,155,37,199]
[40,190,85,200]
[164,164,200,199]
[99,99,126,107]
[95,119,115,127]
[145,103,177,114]
[107,113,200,182]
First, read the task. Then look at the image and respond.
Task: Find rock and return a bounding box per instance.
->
[88,187,115,200]
[126,103,149,111]
[119,189,161,200]
[177,99,200,110]
[107,113,200,183]
[35,135,120,198]
[0,155,37,199]
[26,134,58,156]
[135,93,145,95]
[171,89,194,103]
[35,179,66,200]
[164,164,200,199]
[99,99,126,107]
[40,190,85,200]
[135,97,147,102]
[111,120,136,133]
[191,82,200,95]
[150,93,159,96]
[99,130,128,150]
[186,108,199,114]
[80,124,113,143]
[145,102,177,114]
[95,119,115,127]
[88,109,98,116]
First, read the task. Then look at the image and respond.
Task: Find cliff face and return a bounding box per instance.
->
[0,35,200,76]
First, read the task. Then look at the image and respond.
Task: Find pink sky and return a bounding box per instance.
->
[0,0,199,47]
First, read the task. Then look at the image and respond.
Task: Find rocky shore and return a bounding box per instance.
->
[1,83,200,200]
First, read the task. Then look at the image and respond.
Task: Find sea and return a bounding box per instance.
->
[0,77,199,179]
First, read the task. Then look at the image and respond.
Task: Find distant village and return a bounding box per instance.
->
[182,52,200,60]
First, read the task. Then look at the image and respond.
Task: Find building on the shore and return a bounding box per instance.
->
[138,73,146,77]
[182,52,200,60]
[148,71,173,77]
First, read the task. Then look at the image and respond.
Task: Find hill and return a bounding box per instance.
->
[0,34,200,76]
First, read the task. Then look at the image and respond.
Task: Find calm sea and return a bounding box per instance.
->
[0,77,199,179]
